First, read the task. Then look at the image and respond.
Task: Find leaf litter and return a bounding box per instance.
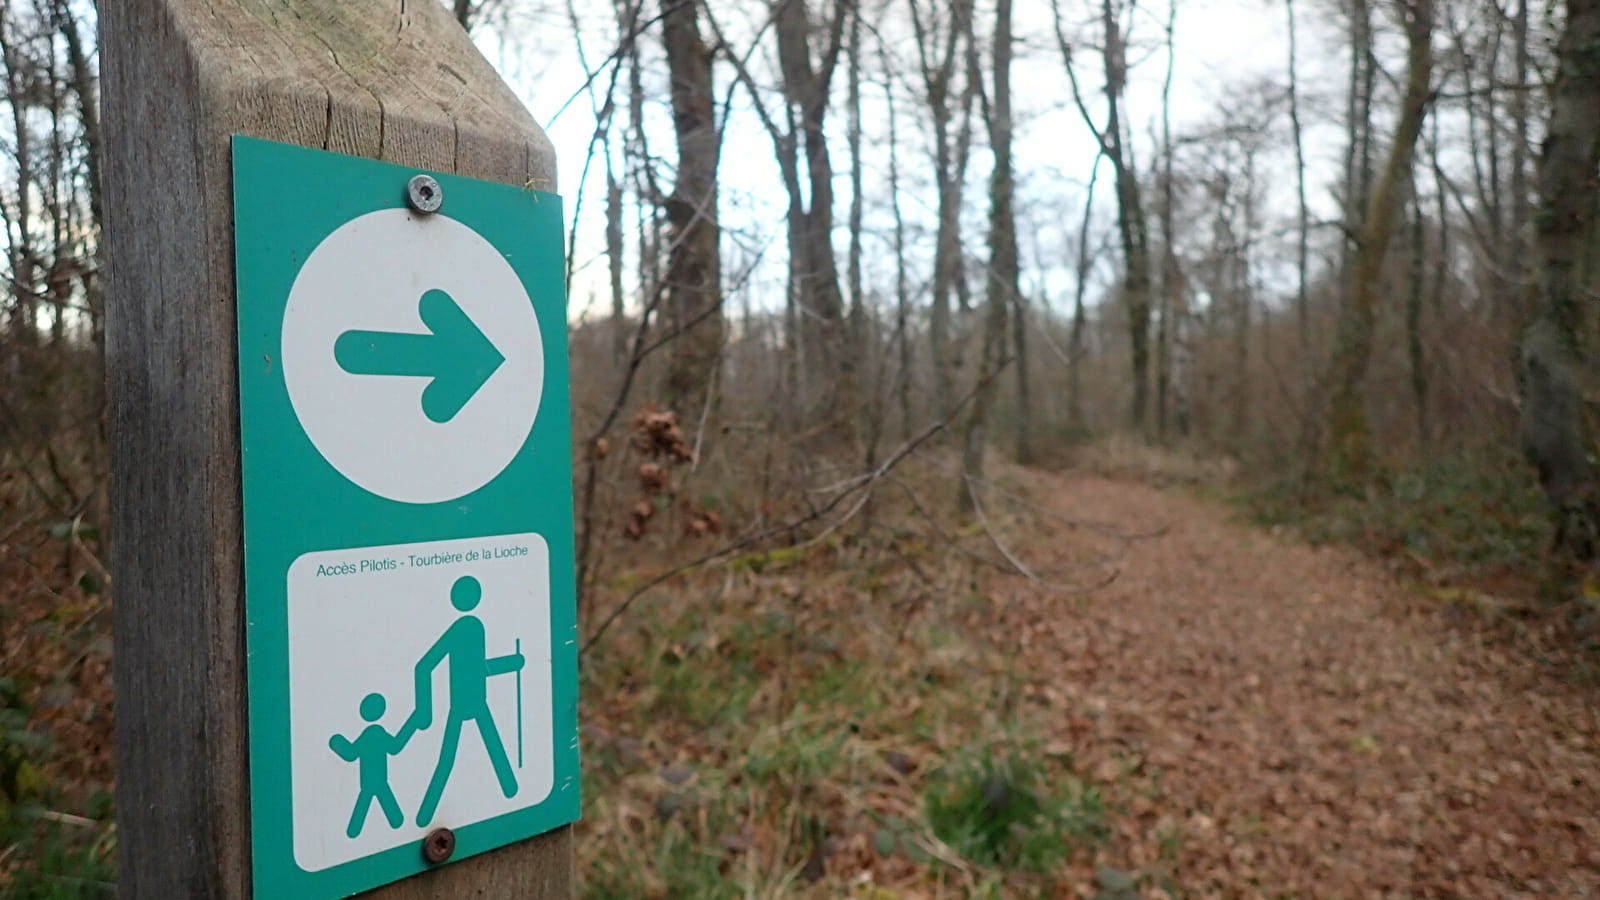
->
[579,462,1600,898]
[993,472,1600,898]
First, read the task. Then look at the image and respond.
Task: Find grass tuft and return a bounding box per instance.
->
[925,751,1105,871]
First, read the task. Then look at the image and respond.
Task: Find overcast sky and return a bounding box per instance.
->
[475,0,1357,321]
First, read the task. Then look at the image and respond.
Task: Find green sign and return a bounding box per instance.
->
[232,136,579,899]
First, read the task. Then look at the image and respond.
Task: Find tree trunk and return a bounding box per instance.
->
[1478,17,1507,290]
[56,1,100,230]
[1013,289,1032,464]
[1509,0,1533,324]
[1339,0,1376,295]
[2,8,36,350]
[961,0,1015,510]
[884,45,912,441]
[1322,0,1434,477]
[1156,0,1178,440]
[606,170,627,366]
[911,0,975,421]
[1069,157,1101,436]
[1172,266,1192,437]
[1518,0,1600,562]
[661,0,723,420]
[1286,0,1309,360]
[774,0,854,440]
[46,37,65,350]
[1407,173,1429,449]
[1232,158,1256,446]
[1101,0,1153,433]
[847,2,869,458]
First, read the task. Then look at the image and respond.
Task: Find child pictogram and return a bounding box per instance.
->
[328,692,417,838]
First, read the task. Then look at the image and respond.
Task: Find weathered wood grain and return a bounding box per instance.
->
[102,2,566,896]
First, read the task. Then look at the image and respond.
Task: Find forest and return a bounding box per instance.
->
[3,0,1600,896]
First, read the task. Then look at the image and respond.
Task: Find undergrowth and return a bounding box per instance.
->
[575,458,1138,898]
[0,678,114,898]
[1244,449,1552,591]
[0,463,117,898]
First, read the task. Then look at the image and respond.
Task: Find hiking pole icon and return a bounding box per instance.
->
[514,637,523,769]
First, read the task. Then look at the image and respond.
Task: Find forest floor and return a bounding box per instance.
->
[4,457,1600,898]
[981,471,1600,897]
[579,459,1600,899]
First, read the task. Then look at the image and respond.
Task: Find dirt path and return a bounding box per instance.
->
[998,474,1600,898]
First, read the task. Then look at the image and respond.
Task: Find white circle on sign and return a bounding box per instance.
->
[281,209,544,504]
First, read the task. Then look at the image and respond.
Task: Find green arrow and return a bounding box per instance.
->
[334,289,505,423]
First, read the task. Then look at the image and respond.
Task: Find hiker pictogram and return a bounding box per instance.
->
[411,575,526,826]
[326,574,528,836]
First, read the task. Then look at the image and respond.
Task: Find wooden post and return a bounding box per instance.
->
[101,2,571,897]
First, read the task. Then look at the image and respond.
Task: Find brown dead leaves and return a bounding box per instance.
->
[630,405,694,463]
[988,473,1600,897]
[620,405,720,541]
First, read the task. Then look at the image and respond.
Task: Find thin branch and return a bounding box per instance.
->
[583,364,1014,655]
[1052,0,1112,155]
[583,418,951,654]
[544,0,689,129]
[964,475,1122,595]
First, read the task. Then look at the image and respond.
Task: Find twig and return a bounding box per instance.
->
[543,0,690,129]
[689,349,721,473]
[583,419,950,655]
[573,245,767,609]
[884,473,1125,583]
[963,476,1120,595]
[70,508,111,590]
[919,458,1171,543]
[36,810,97,828]
[790,473,879,550]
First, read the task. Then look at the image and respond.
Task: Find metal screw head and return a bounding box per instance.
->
[422,827,456,864]
[407,174,443,214]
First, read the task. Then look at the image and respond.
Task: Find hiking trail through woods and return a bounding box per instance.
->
[997,472,1600,897]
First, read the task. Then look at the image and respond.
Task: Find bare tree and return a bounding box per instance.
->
[909,0,977,420]
[881,37,913,442]
[1323,0,1435,475]
[1507,0,1533,320]
[960,0,1016,508]
[1,5,38,352]
[773,0,855,438]
[1057,0,1155,433]
[1518,0,1600,562]
[846,0,870,456]
[1286,0,1310,359]
[660,0,723,420]
[1069,157,1102,436]
[1405,168,1429,447]
[1156,0,1179,439]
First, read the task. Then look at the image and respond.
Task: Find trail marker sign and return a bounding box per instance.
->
[232,137,579,899]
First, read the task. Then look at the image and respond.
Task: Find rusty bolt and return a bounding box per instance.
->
[422,827,456,864]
